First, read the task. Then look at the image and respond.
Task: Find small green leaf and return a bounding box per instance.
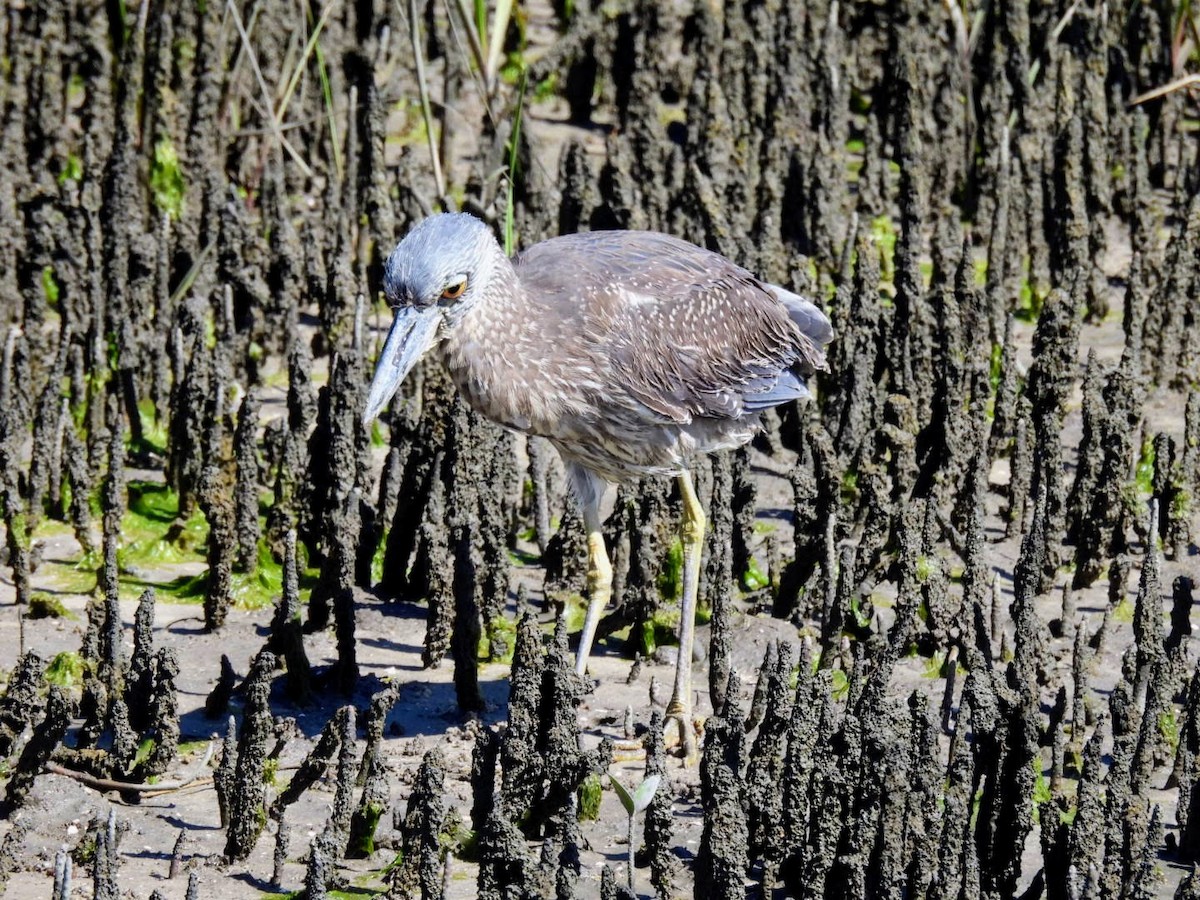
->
[742,560,769,591]
[28,593,71,619]
[920,652,945,679]
[840,468,860,503]
[637,620,657,657]
[609,772,635,815]
[42,265,60,306]
[849,593,872,629]
[1113,597,1135,624]
[1134,436,1155,494]
[371,528,389,585]
[1160,709,1180,754]
[134,738,156,767]
[1031,760,1051,805]
[631,774,661,813]
[915,556,937,583]
[57,153,83,185]
[989,342,1003,393]
[830,668,849,701]
[533,71,558,101]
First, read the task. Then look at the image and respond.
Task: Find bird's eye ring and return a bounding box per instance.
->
[441,280,467,301]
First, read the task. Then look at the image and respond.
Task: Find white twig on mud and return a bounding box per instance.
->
[44,740,217,797]
[1129,73,1200,106]
[1049,0,1083,44]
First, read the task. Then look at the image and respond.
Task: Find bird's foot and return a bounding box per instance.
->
[611,738,648,763]
[663,701,700,767]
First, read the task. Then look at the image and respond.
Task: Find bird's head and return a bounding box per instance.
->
[363,213,505,423]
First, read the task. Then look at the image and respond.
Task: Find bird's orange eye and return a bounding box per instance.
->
[441,280,467,300]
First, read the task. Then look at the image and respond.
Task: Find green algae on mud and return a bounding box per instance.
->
[36,481,313,610]
[44,651,85,690]
[126,536,314,611]
[263,890,376,900]
[26,594,73,620]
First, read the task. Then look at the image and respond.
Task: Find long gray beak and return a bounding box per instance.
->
[362,306,442,424]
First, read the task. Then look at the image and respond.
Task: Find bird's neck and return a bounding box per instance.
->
[436,254,535,431]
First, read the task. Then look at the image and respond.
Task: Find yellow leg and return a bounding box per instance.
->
[575,524,613,677]
[665,470,703,762]
[566,463,614,678]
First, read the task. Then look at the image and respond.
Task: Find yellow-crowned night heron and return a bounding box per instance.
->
[363,213,832,756]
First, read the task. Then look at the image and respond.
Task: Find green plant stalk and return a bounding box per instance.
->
[657,537,683,601]
[277,1,337,125]
[474,0,487,49]
[626,806,635,892]
[610,775,636,891]
[609,773,660,893]
[504,69,528,256]
[313,36,343,182]
[451,0,489,85]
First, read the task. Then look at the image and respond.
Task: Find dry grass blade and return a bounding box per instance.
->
[169,242,214,307]
[943,0,968,59]
[407,0,447,199]
[485,0,514,92]
[225,0,315,178]
[1049,0,1083,43]
[444,0,498,130]
[1129,73,1200,105]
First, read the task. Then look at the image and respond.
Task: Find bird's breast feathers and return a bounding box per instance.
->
[440,313,603,437]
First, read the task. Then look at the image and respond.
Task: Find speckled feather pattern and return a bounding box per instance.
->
[387,216,832,484]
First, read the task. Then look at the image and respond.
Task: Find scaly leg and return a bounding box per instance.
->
[570,464,612,677]
[576,527,613,677]
[665,470,703,762]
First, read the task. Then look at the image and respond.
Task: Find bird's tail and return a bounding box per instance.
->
[768,284,834,345]
[767,284,833,373]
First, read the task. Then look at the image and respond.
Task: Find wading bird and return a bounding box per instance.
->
[363,213,832,756]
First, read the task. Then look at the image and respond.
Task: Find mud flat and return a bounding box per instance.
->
[0,1,1197,898]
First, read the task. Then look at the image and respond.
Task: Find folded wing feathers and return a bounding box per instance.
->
[515,231,832,425]
[612,273,829,424]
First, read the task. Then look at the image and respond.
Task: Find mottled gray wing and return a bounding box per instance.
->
[515,231,831,423]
